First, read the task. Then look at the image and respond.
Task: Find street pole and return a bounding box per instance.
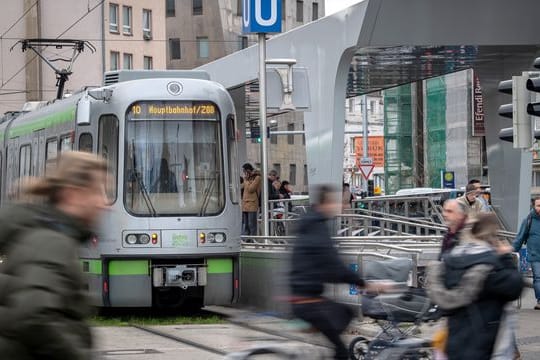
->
[362,94,369,193]
[259,33,269,238]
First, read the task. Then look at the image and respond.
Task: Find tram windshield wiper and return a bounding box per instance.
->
[130,140,157,217]
[198,175,217,217]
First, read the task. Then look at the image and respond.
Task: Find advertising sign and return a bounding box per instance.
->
[472,72,486,137]
[354,136,385,167]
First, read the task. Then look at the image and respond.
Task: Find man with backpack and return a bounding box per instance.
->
[513,197,540,310]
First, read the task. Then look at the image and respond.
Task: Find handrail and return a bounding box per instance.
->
[338,213,446,231]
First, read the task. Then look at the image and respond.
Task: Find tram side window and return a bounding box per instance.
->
[45,138,58,174]
[226,114,239,204]
[79,133,93,153]
[99,115,119,202]
[0,151,2,204]
[60,134,72,152]
[19,144,32,179]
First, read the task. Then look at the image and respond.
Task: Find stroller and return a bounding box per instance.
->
[349,259,441,360]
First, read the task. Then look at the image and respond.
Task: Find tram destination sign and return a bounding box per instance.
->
[127,101,218,120]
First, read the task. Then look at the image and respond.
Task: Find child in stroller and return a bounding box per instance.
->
[349,259,442,360]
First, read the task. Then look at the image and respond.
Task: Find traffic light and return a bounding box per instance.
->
[249,125,270,143]
[497,73,533,148]
[526,58,540,118]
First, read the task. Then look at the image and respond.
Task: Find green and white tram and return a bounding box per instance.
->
[0,70,241,307]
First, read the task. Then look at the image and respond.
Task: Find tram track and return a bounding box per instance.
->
[129,323,229,356]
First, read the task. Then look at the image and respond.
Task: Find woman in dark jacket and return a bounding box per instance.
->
[427,213,523,360]
[0,152,108,360]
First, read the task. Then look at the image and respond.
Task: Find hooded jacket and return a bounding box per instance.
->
[0,203,93,360]
[427,242,523,360]
[289,208,364,297]
[513,210,540,262]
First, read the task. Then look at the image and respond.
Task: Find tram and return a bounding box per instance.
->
[0,70,241,307]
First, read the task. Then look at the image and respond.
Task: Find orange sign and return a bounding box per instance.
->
[354,136,385,167]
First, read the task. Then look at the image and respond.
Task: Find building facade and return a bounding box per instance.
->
[165,0,325,194]
[0,0,166,115]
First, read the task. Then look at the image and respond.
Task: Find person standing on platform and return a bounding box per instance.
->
[513,197,540,310]
[241,163,262,236]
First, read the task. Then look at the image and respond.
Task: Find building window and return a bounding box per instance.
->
[296,1,303,22]
[166,0,175,17]
[193,0,203,15]
[109,3,119,33]
[197,37,209,58]
[169,38,181,60]
[239,36,248,50]
[312,2,319,20]
[236,0,242,16]
[110,51,119,70]
[144,56,153,69]
[142,9,152,39]
[122,6,132,34]
[123,53,133,69]
[287,123,294,145]
[303,164,308,186]
[289,164,297,185]
[302,124,305,145]
[273,164,281,178]
[270,124,278,144]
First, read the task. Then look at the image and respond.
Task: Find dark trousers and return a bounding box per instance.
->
[292,299,354,359]
[242,211,258,236]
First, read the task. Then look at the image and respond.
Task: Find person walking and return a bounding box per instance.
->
[439,199,468,259]
[513,196,540,310]
[289,184,390,360]
[0,151,108,360]
[241,163,261,236]
[427,213,524,360]
[456,183,485,219]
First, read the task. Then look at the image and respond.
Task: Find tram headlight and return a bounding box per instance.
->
[214,233,226,243]
[139,234,151,244]
[126,234,137,245]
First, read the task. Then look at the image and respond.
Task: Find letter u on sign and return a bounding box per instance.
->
[242,0,282,34]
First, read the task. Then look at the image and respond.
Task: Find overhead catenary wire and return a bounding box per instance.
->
[0,0,105,91]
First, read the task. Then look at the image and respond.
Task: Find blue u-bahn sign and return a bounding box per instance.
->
[242,0,282,34]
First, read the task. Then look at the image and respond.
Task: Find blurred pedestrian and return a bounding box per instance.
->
[342,183,355,212]
[267,169,281,201]
[289,184,390,360]
[241,163,261,236]
[468,179,490,212]
[457,183,485,219]
[427,213,523,360]
[439,199,468,259]
[513,196,540,310]
[0,151,108,360]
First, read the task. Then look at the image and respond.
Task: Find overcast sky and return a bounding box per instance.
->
[325,0,363,15]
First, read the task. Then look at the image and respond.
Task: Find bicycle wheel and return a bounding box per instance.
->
[348,336,370,360]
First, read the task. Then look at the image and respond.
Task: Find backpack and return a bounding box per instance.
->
[524,212,533,245]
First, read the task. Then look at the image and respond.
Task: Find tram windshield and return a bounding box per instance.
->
[124,101,224,216]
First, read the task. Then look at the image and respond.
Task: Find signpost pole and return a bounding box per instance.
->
[362,95,369,193]
[259,33,269,239]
